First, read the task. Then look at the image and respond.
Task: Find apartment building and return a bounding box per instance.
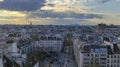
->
[73,38,120,67]
[82,45,107,67]
[20,34,63,54]
[35,35,63,53]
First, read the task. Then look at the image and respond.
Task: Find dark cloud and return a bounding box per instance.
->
[98,0,111,3]
[47,3,55,7]
[48,19,90,25]
[29,11,103,19]
[0,0,46,11]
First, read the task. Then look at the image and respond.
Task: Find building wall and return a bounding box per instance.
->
[20,39,63,54]
[107,54,120,67]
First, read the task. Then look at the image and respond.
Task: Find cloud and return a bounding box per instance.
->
[0,10,26,18]
[41,0,91,13]
[0,0,46,11]
[98,0,111,3]
[26,16,94,25]
[28,10,103,19]
[0,10,27,24]
[0,0,117,25]
[0,0,3,2]
[26,8,103,25]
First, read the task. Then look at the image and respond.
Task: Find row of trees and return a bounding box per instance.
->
[24,51,48,67]
[64,33,73,46]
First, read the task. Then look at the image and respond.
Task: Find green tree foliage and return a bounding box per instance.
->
[88,58,100,67]
[64,34,73,46]
[30,35,39,41]
[49,64,52,67]
[6,39,14,44]
[24,51,48,67]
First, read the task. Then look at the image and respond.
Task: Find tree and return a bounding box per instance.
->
[49,64,52,67]
[30,35,39,41]
[88,57,100,67]
[6,40,14,44]
[64,34,73,46]
[24,51,48,67]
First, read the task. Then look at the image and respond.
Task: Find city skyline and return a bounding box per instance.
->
[0,0,120,25]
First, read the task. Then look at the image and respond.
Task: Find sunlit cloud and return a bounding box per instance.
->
[41,0,91,13]
[0,0,3,2]
[0,10,26,18]
[0,10,27,24]
[86,13,120,25]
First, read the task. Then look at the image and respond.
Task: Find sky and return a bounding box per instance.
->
[0,0,120,25]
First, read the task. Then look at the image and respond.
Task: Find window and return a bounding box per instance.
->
[118,55,119,58]
[100,48,106,52]
[83,62,89,64]
[95,49,99,52]
[107,60,109,63]
[111,64,113,67]
[84,54,89,56]
[101,54,106,56]
[100,58,106,60]
[91,54,93,56]
[114,60,116,63]
[111,60,113,63]
[107,64,109,67]
[117,60,119,63]
[95,54,99,57]
[84,58,89,60]
[91,58,93,61]
[91,49,94,52]
[111,55,113,58]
